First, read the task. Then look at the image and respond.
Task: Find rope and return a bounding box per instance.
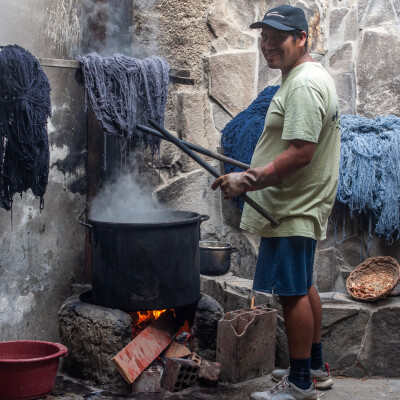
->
[0,44,51,211]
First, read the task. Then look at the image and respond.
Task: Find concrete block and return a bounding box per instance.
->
[216,306,277,383]
[161,357,199,392]
[189,352,220,385]
[132,366,162,394]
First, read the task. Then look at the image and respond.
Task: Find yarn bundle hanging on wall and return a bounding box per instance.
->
[76,53,170,161]
[220,85,279,209]
[337,114,400,243]
[221,85,280,175]
[0,44,51,211]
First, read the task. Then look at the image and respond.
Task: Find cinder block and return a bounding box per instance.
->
[161,357,199,392]
[216,306,277,383]
[132,366,162,394]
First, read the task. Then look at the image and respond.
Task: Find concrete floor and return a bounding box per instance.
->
[48,373,400,400]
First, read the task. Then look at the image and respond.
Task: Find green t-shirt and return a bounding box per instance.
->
[240,62,341,240]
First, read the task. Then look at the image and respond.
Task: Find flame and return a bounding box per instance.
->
[129,309,189,340]
[137,310,166,323]
[129,309,168,338]
[177,320,191,336]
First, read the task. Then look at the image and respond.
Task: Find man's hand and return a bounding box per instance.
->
[211,161,283,199]
[211,172,251,199]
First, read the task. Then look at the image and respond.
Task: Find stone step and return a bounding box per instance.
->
[201,273,400,378]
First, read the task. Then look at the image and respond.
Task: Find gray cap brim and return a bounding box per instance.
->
[249,20,295,31]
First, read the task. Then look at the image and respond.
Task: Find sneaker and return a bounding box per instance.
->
[271,363,333,390]
[250,377,320,400]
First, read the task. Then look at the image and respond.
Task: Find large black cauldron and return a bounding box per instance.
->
[82,211,209,311]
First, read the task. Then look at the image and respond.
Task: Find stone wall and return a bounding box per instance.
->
[139,0,400,292]
[1,0,400,341]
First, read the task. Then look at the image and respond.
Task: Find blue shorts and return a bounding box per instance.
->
[253,236,317,296]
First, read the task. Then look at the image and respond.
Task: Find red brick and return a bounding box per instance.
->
[161,357,199,392]
[189,352,202,366]
[113,310,177,384]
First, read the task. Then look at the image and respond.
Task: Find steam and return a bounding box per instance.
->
[78,0,160,58]
[131,0,160,58]
[89,169,167,223]
[0,0,161,60]
[0,1,43,55]
[78,0,131,56]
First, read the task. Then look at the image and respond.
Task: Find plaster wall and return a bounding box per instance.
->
[0,0,86,341]
[1,0,399,341]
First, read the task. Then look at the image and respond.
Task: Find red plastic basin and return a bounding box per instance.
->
[0,341,68,400]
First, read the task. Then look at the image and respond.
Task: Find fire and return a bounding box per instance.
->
[128,309,190,339]
[129,309,169,338]
[137,310,166,324]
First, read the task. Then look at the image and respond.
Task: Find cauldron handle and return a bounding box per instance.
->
[78,220,93,229]
[200,215,210,224]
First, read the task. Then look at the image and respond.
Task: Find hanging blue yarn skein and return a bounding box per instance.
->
[0,44,51,211]
[76,53,170,157]
[220,85,279,209]
[337,114,400,243]
[221,85,279,174]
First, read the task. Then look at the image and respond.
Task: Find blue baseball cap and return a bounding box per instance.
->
[250,5,308,33]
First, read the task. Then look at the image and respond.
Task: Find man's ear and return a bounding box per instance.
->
[298,31,308,47]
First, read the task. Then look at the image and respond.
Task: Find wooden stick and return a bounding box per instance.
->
[137,124,250,170]
[148,119,279,227]
[35,57,194,84]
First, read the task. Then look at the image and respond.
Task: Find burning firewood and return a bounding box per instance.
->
[164,341,191,359]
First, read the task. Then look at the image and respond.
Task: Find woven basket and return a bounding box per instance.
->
[346,256,400,301]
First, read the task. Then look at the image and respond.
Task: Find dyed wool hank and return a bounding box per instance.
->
[337,114,400,244]
[220,85,279,209]
[76,53,170,166]
[0,44,51,211]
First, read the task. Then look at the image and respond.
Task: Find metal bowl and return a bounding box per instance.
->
[199,241,237,275]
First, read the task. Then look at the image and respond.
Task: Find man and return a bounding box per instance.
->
[212,5,340,400]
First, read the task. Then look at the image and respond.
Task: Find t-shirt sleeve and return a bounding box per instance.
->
[281,85,325,143]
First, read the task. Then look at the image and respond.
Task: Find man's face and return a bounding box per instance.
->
[260,26,304,75]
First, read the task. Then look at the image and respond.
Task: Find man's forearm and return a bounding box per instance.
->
[241,161,282,191]
[273,140,316,179]
[211,140,316,199]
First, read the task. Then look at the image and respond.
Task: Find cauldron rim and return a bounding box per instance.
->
[88,210,206,228]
